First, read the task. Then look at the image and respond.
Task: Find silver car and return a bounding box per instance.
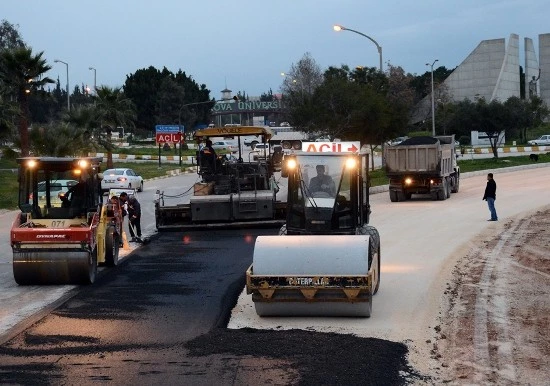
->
[101,168,143,193]
[527,135,550,146]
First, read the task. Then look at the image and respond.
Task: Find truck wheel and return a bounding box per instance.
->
[389,190,398,202]
[291,141,301,150]
[282,141,291,149]
[105,225,120,267]
[431,191,439,200]
[438,182,447,200]
[445,177,451,198]
[451,175,460,193]
[396,191,406,201]
[405,192,412,200]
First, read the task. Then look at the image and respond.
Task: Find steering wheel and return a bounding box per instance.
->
[311,191,332,198]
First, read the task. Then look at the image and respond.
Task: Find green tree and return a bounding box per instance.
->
[124,66,212,132]
[95,86,136,168]
[0,86,18,142]
[260,88,275,102]
[0,20,25,50]
[0,47,54,156]
[29,122,89,157]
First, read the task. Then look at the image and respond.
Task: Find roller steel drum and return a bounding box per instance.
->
[252,235,372,317]
[13,250,97,285]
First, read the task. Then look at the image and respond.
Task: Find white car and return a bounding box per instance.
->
[101,168,143,193]
[211,141,237,153]
[527,135,550,146]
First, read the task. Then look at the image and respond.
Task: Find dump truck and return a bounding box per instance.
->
[246,149,381,317]
[10,157,123,285]
[384,135,460,201]
[154,126,287,230]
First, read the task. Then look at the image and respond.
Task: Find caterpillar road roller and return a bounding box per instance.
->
[10,157,123,285]
[246,146,381,317]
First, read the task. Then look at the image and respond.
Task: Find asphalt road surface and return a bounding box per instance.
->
[0,227,416,386]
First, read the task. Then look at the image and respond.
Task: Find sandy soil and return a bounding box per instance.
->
[432,208,550,384]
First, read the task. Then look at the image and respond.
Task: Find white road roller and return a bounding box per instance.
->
[246,148,381,317]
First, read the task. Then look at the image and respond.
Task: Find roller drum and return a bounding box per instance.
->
[13,250,97,285]
[253,235,369,275]
[251,235,372,317]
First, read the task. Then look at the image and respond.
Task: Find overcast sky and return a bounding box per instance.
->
[3,0,549,98]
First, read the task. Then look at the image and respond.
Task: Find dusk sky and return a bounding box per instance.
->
[3,1,549,98]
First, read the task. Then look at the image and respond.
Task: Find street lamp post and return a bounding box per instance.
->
[333,24,383,72]
[89,67,97,92]
[426,59,438,136]
[54,59,70,111]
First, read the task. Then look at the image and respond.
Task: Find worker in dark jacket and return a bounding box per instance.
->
[120,192,142,241]
[482,173,498,221]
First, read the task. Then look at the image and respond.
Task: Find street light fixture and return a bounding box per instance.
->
[89,67,97,93]
[54,59,70,111]
[280,72,297,83]
[426,59,438,136]
[333,24,383,72]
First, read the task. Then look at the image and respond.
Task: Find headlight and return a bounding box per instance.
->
[345,157,357,169]
[405,178,412,185]
[286,158,297,170]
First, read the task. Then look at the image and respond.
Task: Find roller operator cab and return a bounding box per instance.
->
[10,157,123,285]
[246,151,381,317]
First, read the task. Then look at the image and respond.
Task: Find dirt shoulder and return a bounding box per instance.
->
[432,207,550,384]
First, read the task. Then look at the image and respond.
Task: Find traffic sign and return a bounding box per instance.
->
[155,125,184,144]
[156,132,182,143]
[302,142,360,153]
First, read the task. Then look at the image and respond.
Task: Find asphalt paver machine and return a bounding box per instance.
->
[10,157,123,285]
[246,150,381,317]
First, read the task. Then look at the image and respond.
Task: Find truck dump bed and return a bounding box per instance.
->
[384,136,455,177]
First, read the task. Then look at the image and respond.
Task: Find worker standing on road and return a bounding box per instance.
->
[120,192,142,242]
[482,173,498,221]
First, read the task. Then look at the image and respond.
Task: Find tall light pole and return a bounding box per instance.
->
[426,59,438,136]
[54,59,70,111]
[333,24,383,72]
[89,66,96,93]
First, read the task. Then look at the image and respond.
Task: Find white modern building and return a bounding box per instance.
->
[413,33,550,124]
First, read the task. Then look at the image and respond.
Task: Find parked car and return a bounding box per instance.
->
[101,168,143,193]
[211,141,237,153]
[527,135,550,146]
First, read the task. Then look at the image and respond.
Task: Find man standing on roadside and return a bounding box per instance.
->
[482,173,498,221]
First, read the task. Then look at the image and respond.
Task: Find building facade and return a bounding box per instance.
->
[414,33,550,124]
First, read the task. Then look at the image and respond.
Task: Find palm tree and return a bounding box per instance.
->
[94,86,136,168]
[0,47,54,156]
[0,86,18,143]
[29,122,89,157]
[63,105,109,156]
